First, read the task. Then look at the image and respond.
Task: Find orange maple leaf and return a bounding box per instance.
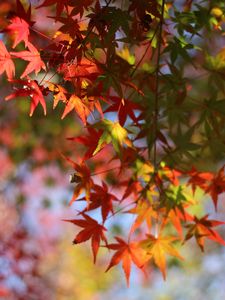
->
[140,234,183,280]
[48,84,67,109]
[61,94,90,124]
[106,236,149,286]
[128,200,158,233]
[160,207,193,238]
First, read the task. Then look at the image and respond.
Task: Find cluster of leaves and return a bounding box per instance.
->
[1,0,225,285]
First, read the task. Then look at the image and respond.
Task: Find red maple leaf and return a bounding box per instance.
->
[67,127,103,161]
[82,182,118,222]
[11,42,46,78]
[63,155,94,203]
[184,215,225,251]
[65,213,107,263]
[3,0,35,48]
[187,167,213,194]
[15,0,34,25]
[129,0,160,19]
[0,41,15,79]
[105,96,142,126]
[121,179,142,201]
[36,0,70,20]
[205,165,225,210]
[187,166,225,210]
[6,17,30,48]
[5,78,47,116]
[106,237,149,286]
[58,62,100,82]
[70,0,95,17]
[3,0,34,48]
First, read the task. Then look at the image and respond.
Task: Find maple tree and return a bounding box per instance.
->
[1,0,225,286]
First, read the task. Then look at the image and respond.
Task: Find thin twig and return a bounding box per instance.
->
[150,0,166,238]
[152,0,166,172]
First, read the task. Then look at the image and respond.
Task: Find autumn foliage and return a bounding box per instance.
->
[1,0,225,285]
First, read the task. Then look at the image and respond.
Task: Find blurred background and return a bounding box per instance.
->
[0,0,225,299]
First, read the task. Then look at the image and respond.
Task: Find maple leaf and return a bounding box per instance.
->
[205,165,225,210]
[6,17,30,48]
[58,62,100,82]
[65,213,107,263]
[184,215,225,251]
[48,83,67,108]
[140,234,183,280]
[129,0,160,19]
[187,166,225,210]
[159,165,181,186]
[63,155,94,203]
[0,41,15,79]
[3,0,34,48]
[70,0,94,17]
[5,78,46,116]
[82,182,118,221]
[163,185,190,213]
[128,200,158,233]
[15,0,34,25]
[61,94,90,124]
[93,119,131,155]
[67,127,103,161]
[105,96,141,126]
[121,179,142,201]
[36,0,70,20]
[160,207,193,238]
[52,15,82,40]
[106,237,149,286]
[187,167,213,194]
[67,126,102,161]
[11,42,46,78]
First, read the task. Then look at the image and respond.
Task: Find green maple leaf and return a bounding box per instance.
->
[93,119,130,155]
